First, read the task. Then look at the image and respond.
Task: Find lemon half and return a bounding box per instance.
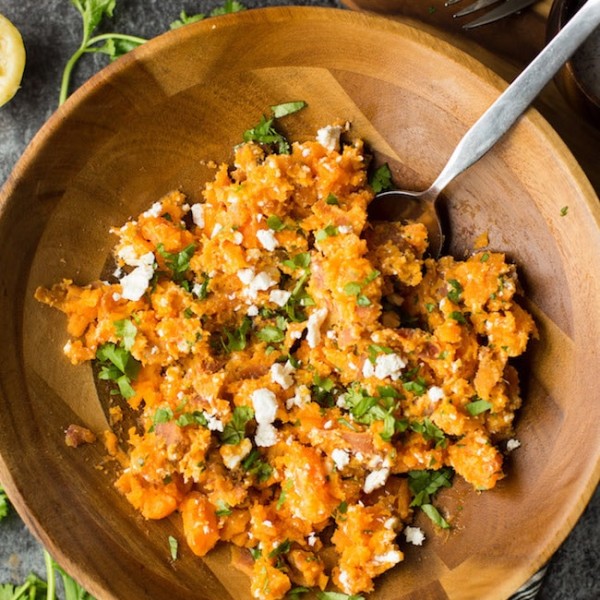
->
[0,13,26,107]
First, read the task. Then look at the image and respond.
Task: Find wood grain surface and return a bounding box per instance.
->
[342,0,600,194]
[0,7,599,600]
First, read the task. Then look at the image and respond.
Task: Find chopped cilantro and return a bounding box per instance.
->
[447,279,463,304]
[176,411,208,428]
[242,448,273,482]
[210,0,247,16]
[221,316,252,353]
[315,224,339,241]
[243,115,291,154]
[215,499,233,516]
[168,536,179,560]
[325,193,339,205]
[410,418,447,447]
[156,243,195,283]
[449,311,467,324]
[96,342,141,399]
[317,592,366,600]
[266,215,285,231]
[257,325,286,344]
[560,205,569,216]
[408,468,453,506]
[421,503,450,528]
[113,318,137,351]
[268,539,291,558]
[369,163,393,194]
[466,398,493,416]
[270,101,307,118]
[220,406,254,445]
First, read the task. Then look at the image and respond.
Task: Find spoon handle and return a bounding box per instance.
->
[431,0,600,195]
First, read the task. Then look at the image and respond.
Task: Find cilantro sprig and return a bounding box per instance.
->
[220,406,254,445]
[60,1,146,105]
[0,486,10,522]
[96,342,141,399]
[243,102,307,154]
[408,468,453,529]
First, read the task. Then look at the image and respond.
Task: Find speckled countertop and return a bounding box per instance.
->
[0,1,598,598]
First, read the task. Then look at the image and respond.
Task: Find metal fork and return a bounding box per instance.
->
[446,0,539,29]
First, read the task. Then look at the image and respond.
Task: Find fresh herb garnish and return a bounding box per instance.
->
[343,270,380,307]
[369,163,393,194]
[170,10,206,29]
[410,418,446,447]
[113,318,137,351]
[176,411,208,428]
[315,224,339,241]
[421,503,450,529]
[408,468,453,507]
[266,215,286,231]
[220,406,254,445]
[241,448,273,482]
[257,324,286,344]
[447,279,463,304]
[221,316,252,353]
[270,101,307,118]
[268,539,291,559]
[0,486,9,521]
[168,536,179,560]
[156,243,196,283]
[466,398,493,416]
[60,0,146,105]
[325,193,339,205]
[215,499,233,517]
[316,592,366,600]
[96,342,141,399]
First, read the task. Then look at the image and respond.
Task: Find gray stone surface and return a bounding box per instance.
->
[0,1,597,598]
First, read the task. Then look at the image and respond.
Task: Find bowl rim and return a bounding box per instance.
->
[1,6,599,600]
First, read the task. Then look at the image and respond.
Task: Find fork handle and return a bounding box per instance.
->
[431,0,600,195]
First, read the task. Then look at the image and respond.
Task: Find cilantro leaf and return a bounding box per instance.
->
[317,592,366,600]
[170,10,206,29]
[168,536,179,560]
[466,398,493,416]
[210,0,247,16]
[410,418,446,447]
[93,36,144,61]
[220,406,254,445]
[96,342,141,399]
[0,486,10,521]
[315,225,338,241]
[270,101,307,118]
[243,115,290,154]
[257,325,286,344]
[221,316,252,353]
[447,279,463,304]
[242,448,273,482]
[421,503,450,529]
[156,243,196,283]
[408,468,453,507]
[113,319,137,351]
[369,163,393,194]
[268,539,291,559]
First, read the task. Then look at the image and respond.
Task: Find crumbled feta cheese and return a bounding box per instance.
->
[142,201,163,218]
[256,228,278,252]
[112,292,121,302]
[211,223,223,238]
[117,246,155,268]
[384,517,398,530]
[338,225,352,234]
[374,550,403,565]
[338,569,351,594]
[204,413,224,432]
[307,532,317,547]
[331,448,350,471]
[404,525,426,546]
[506,438,521,452]
[232,231,244,245]
[251,388,278,425]
[237,268,255,285]
[190,203,204,228]
[247,304,259,317]
[270,361,296,390]
[306,307,328,348]
[428,386,445,403]
[363,466,389,494]
[286,384,311,409]
[316,124,343,152]
[120,262,155,301]
[362,353,406,380]
[255,423,278,448]
[269,289,291,307]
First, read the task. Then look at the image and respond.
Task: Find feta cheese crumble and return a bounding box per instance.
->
[191,203,205,228]
[331,448,350,471]
[363,466,390,494]
[251,388,279,448]
[506,438,521,452]
[256,228,278,252]
[306,307,328,349]
[270,361,296,390]
[404,526,426,546]
[362,352,406,380]
[316,124,343,152]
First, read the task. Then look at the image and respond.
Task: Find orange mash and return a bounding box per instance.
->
[36,123,536,599]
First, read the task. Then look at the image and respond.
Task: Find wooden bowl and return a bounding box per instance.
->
[547,0,600,126]
[0,7,599,600]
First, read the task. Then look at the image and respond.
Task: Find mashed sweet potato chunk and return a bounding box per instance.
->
[36,123,536,599]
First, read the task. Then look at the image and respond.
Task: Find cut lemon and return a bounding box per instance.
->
[0,13,26,107]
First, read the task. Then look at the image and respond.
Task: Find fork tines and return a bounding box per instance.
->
[447,0,539,29]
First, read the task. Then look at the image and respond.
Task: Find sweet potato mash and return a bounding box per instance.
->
[36,123,536,599]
